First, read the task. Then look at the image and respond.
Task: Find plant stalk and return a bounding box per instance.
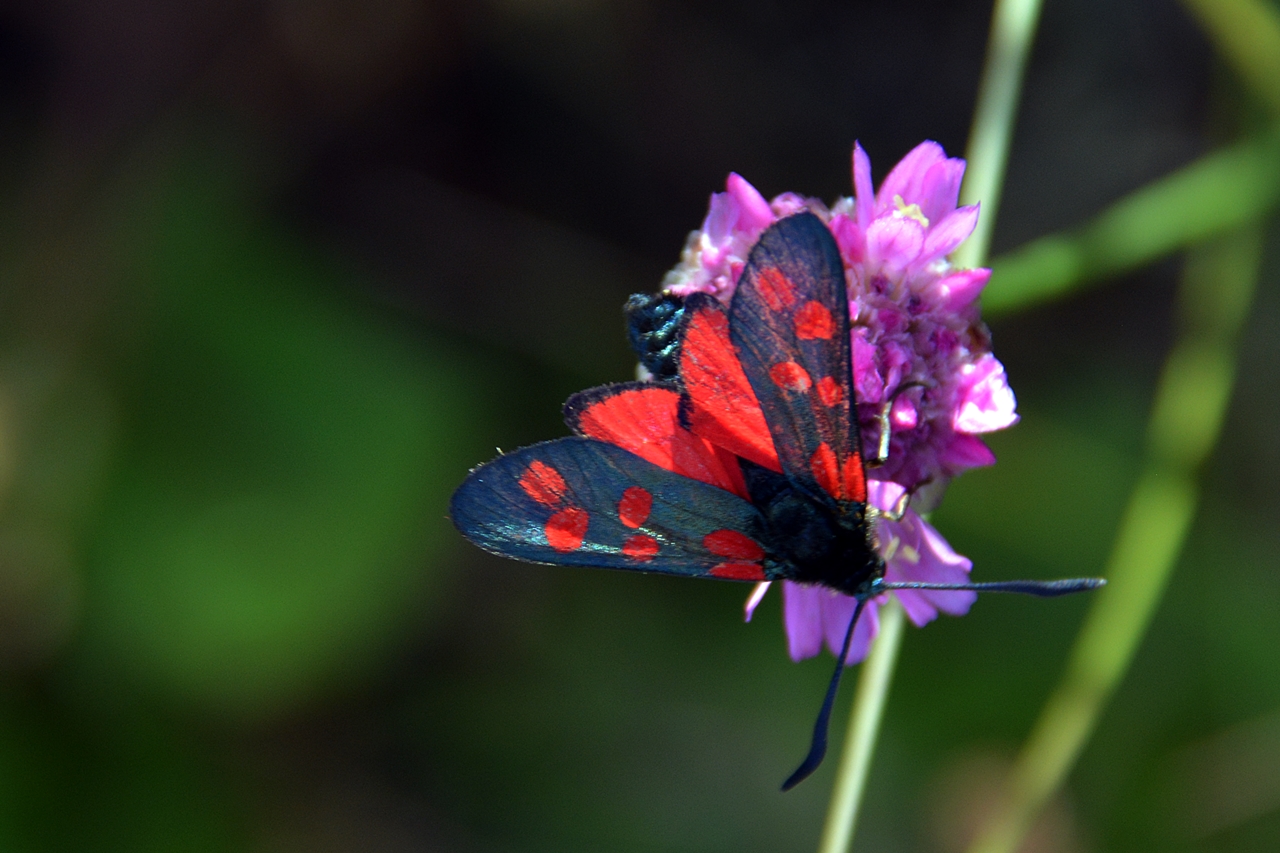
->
[953,0,1046,270]
[813,0,1043,848]
[816,599,905,853]
[964,223,1265,853]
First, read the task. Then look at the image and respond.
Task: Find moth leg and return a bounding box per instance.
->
[866,381,929,467]
[870,476,933,523]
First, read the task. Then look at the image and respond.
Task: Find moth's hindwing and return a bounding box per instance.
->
[450,437,778,582]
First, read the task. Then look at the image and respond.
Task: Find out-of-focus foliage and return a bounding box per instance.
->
[0,1,1276,852]
[986,127,1280,315]
[85,166,476,717]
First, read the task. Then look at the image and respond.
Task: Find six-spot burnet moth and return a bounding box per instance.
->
[450,212,1104,790]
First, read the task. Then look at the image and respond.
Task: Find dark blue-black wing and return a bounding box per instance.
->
[450,437,777,582]
[728,212,866,505]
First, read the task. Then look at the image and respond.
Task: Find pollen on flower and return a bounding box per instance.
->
[900,544,920,564]
[881,534,900,562]
[892,194,929,227]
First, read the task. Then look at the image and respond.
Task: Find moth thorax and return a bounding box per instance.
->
[758,484,882,596]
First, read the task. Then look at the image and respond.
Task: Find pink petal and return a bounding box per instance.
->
[852,331,884,403]
[819,590,859,657]
[881,510,976,625]
[769,192,812,218]
[867,479,907,513]
[782,582,880,665]
[890,395,918,429]
[940,433,998,472]
[953,354,1019,433]
[917,158,966,224]
[919,204,980,264]
[918,521,976,606]
[744,581,772,622]
[726,173,775,234]
[930,267,991,312]
[876,141,949,212]
[853,142,875,229]
[701,190,738,243]
[866,215,924,274]
[881,341,913,391]
[905,476,951,515]
[877,305,906,334]
[829,213,865,263]
[782,581,826,661]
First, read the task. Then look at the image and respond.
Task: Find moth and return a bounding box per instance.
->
[452,212,1103,788]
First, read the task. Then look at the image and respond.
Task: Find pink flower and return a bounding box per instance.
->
[667,141,1016,664]
[953,353,1019,434]
[663,175,831,300]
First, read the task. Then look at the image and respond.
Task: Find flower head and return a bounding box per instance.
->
[666,141,1016,664]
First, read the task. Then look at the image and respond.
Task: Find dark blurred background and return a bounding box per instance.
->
[0,0,1276,851]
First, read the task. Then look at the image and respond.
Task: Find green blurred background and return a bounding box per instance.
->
[0,1,1275,851]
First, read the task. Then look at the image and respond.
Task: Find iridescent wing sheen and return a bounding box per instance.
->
[450,437,777,582]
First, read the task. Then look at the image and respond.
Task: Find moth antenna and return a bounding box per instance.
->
[781,597,869,791]
[879,578,1106,597]
[778,578,1103,790]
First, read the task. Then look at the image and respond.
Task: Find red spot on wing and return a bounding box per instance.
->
[810,442,868,502]
[810,443,840,498]
[794,300,835,340]
[622,534,660,561]
[545,507,589,552]
[617,486,653,528]
[709,562,767,581]
[519,460,567,507]
[770,361,812,392]
[703,529,765,561]
[680,305,780,473]
[756,268,798,312]
[575,385,749,498]
[817,375,844,406]
[842,452,867,503]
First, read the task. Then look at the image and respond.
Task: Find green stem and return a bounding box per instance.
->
[984,126,1280,316]
[814,0,1042,848]
[964,223,1265,853]
[816,599,905,853]
[986,0,1280,316]
[953,0,1046,270]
